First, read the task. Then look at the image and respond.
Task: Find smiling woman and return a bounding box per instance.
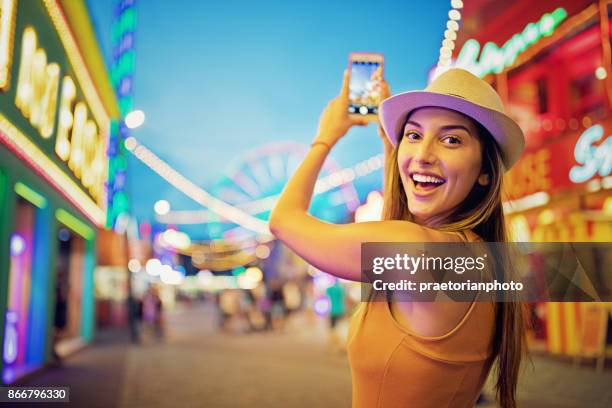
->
[398,107,488,226]
[269,67,527,408]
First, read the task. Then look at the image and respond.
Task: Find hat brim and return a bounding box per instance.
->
[379,91,525,170]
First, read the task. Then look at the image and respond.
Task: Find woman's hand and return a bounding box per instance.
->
[314,70,369,146]
[372,67,393,154]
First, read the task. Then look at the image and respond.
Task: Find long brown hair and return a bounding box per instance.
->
[381,115,527,408]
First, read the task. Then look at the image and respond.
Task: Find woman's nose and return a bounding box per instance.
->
[413,138,437,165]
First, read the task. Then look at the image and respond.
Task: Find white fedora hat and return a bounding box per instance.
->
[379,68,525,170]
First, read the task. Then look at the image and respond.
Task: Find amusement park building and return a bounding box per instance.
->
[0,0,120,383]
[451,0,612,360]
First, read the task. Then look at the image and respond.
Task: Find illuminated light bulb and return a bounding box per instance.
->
[451,0,463,9]
[3,310,18,365]
[125,109,145,129]
[568,118,579,130]
[449,9,461,21]
[442,39,455,49]
[10,234,26,256]
[255,244,270,259]
[555,118,566,130]
[447,20,459,31]
[582,116,592,128]
[440,48,453,58]
[604,196,612,215]
[245,266,263,282]
[60,110,73,127]
[162,229,191,250]
[595,66,607,80]
[444,29,457,40]
[160,266,183,285]
[538,209,555,225]
[237,274,257,290]
[146,258,162,276]
[71,150,83,165]
[124,136,137,151]
[154,199,170,215]
[341,168,356,183]
[56,140,70,159]
[128,259,141,273]
[314,297,330,316]
[368,156,382,168]
[510,215,530,242]
[329,172,343,187]
[197,270,213,286]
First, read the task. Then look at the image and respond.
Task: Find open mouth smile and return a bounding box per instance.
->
[410,172,446,193]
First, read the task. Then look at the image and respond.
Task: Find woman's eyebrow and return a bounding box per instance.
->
[404,121,474,137]
[439,125,472,136]
[404,120,422,128]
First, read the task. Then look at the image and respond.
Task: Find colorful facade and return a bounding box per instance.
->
[453,0,611,356]
[0,0,119,383]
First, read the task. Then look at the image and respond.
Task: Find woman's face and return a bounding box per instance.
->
[397,107,485,226]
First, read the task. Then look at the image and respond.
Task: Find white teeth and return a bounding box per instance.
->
[412,173,444,184]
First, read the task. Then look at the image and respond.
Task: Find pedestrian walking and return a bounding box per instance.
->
[143,286,164,339]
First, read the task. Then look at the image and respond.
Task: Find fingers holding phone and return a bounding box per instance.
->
[367,63,392,148]
[314,70,365,145]
[348,52,384,122]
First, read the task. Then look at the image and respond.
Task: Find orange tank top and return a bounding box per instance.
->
[346,232,496,408]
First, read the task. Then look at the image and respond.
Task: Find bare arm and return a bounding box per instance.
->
[372,67,394,190]
[269,71,460,282]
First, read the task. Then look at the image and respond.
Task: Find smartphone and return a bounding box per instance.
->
[348,52,384,121]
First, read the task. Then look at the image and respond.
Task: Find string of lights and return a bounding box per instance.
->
[124,135,272,235]
[434,0,463,78]
[155,152,385,225]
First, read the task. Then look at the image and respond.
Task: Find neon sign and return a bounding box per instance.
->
[3,22,107,206]
[455,8,567,77]
[15,27,60,139]
[569,125,612,183]
[0,0,16,90]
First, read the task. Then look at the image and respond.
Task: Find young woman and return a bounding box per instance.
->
[269,68,527,408]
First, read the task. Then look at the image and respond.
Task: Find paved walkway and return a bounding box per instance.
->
[14,301,612,407]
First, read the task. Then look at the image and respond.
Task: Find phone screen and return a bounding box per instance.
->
[348,60,382,116]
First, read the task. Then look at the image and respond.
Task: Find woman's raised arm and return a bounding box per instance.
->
[269,71,459,281]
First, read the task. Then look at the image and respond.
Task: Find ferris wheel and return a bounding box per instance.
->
[208,141,361,240]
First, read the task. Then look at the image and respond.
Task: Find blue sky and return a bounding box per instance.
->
[87,0,450,238]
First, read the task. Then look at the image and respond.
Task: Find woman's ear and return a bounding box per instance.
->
[477,173,490,186]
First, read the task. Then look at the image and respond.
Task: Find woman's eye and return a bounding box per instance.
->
[404,131,421,141]
[441,135,461,145]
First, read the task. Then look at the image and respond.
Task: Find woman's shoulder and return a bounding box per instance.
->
[370,220,477,243]
[454,229,484,243]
